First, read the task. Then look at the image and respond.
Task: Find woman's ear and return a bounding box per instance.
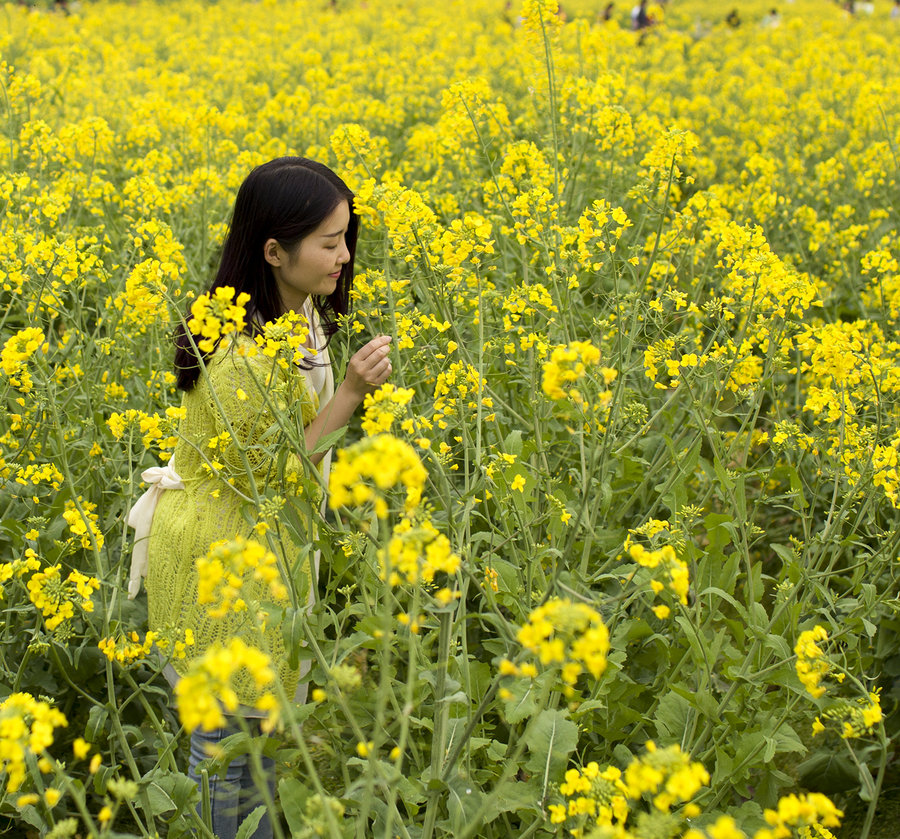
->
[263,238,282,267]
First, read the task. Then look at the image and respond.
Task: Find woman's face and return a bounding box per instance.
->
[265,200,351,312]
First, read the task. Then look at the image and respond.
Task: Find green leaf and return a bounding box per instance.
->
[278,776,312,834]
[283,606,305,670]
[313,425,347,454]
[236,806,266,839]
[653,690,691,741]
[502,676,539,724]
[748,601,769,635]
[480,777,542,821]
[786,465,808,509]
[763,633,791,660]
[504,430,523,456]
[523,709,578,792]
[695,586,745,617]
[796,751,857,794]
[447,775,484,834]
[141,769,198,818]
[858,761,876,802]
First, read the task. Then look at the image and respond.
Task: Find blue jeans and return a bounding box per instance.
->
[188,719,275,839]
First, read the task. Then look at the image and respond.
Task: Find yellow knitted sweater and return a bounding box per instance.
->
[146,329,330,706]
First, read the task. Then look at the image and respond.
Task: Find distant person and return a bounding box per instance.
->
[503,0,519,27]
[631,0,652,30]
[726,8,741,26]
[601,2,614,22]
[762,7,780,27]
[893,0,900,20]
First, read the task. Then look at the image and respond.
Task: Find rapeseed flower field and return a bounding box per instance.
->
[2,0,900,836]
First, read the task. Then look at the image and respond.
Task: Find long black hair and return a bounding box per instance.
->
[175,157,358,391]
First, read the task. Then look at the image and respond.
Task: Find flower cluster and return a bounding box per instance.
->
[794,626,831,699]
[551,743,841,839]
[99,627,195,665]
[549,761,628,827]
[252,309,311,368]
[507,598,609,695]
[174,638,277,733]
[62,498,105,551]
[26,564,100,631]
[361,383,416,435]
[107,258,173,333]
[186,286,250,353]
[0,327,48,393]
[812,690,882,740]
[0,693,67,792]
[378,517,461,589]
[107,406,183,459]
[550,742,708,837]
[520,0,563,46]
[627,543,689,617]
[623,741,710,813]
[432,362,493,429]
[0,551,41,600]
[329,434,428,518]
[196,537,287,619]
[754,794,843,839]
[541,340,616,409]
[13,463,64,501]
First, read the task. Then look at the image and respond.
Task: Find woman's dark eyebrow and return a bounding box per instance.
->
[321,229,345,238]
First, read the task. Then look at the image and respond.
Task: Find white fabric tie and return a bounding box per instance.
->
[127,456,184,600]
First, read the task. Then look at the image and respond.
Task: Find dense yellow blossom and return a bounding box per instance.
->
[2,0,898,833]
[186,286,251,354]
[0,328,48,393]
[175,638,277,733]
[378,517,461,586]
[26,564,100,631]
[361,384,416,436]
[99,627,194,665]
[794,626,830,699]
[628,543,690,607]
[196,537,287,619]
[0,693,67,792]
[61,498,105,551]
[329,434,428,517]
[755,793,843,839]
[513,598,609,693]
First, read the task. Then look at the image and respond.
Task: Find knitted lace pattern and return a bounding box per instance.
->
[145,334,320,706]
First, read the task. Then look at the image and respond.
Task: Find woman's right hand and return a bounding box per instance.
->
[342,335,393,402]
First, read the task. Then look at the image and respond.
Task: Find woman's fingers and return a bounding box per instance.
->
[355,334,392,363]
[345,335,393,392]
[365,356,392,385]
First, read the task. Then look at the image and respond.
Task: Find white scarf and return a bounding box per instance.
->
[126,456,184,599]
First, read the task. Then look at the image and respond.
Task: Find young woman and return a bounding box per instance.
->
[133,157,391,839]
